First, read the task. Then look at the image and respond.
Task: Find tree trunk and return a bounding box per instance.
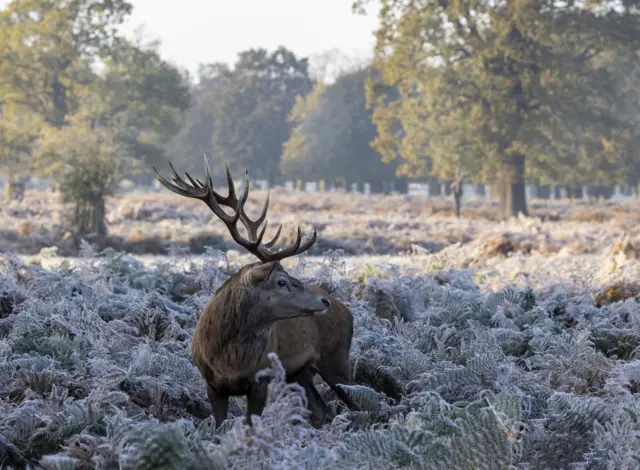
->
[74,196,107,235]
[553,186,562,199]
[497,154,528,219]
[393,178,409,194]
[4,175,27,202]
[91,197,106,235]
[452,181,463,218]
[51,77,69,127]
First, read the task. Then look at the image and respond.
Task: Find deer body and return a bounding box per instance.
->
[155,160,359,429]
[191,263,355,428]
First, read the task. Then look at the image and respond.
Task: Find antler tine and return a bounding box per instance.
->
[203,154,214,191]
[225,162,238,202]
[169,163,198,192]
[225,163,318,262]
[155,158,318,264]
[153,165,205,199]
[210,161,271,245]
[183,171,203,189]
[262,224,282,249]
[154,159,235,227]
[201,159,272,258]
[210,163,318,262]
[238,173,271,241]
[256,227,317,262]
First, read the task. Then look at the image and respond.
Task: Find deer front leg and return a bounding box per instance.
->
[292,367,328,429]
[318,365,362,412]
[206,383,229,429]
[245,380,269,426]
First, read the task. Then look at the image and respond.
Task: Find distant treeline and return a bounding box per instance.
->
[1,0,639,236]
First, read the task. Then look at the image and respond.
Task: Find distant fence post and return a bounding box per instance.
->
[408,182,428,198]
[526,184,536,200]
[304,181,318,192]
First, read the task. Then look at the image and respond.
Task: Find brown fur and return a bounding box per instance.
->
[191,261,359,429]
[154,161,359,428]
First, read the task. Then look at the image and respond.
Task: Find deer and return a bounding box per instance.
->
[153,159,360,429]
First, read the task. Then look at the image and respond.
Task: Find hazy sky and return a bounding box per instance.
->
[0,0,380,76]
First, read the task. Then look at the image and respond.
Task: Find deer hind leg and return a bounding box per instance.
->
[317,360,362,412]
[291,366,328,429]
[206,383,229,429]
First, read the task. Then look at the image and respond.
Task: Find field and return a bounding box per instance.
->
[1,188,640,469]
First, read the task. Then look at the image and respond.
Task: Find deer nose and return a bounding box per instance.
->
[321,298,331,308]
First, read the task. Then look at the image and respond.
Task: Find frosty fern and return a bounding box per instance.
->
[0,248,639,469]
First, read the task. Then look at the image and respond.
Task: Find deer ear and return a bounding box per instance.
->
[247,261,279,284]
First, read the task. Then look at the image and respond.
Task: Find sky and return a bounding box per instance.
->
[0,0,380,78]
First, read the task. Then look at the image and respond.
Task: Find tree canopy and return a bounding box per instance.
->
[206,47,314,184]
[354,0,640,216]
[0,0,190,233]
[0,0,133,127]
[281,67,399,189]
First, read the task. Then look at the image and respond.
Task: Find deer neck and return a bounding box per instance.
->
[222,301,278,368]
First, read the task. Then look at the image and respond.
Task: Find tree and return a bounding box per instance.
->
[0,0,133,198]
[207,47,313,184]
[0,104,43,200]
[37,34,190,234]
[0,0,132,126]
[34,96,139,235]
[165,63,232,176]
[98,33,192,171]
[0,1,190,232]
[593,49,640,195]
[354,0,640,218]
[281,67,399,191]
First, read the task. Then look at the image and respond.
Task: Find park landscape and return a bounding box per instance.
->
[2,0,640,468]
[1,183,640,469]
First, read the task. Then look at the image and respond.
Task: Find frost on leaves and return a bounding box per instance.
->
[0,247,639,469]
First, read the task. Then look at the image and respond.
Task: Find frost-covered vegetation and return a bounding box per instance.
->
[1,188,639,258]
[1,205,640,468]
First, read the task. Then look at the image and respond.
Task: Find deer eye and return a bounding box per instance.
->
[277,280,286,287]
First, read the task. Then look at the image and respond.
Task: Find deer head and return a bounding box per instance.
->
[153,157,329,324]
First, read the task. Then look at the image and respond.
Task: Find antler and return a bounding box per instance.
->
[152,156,317,263]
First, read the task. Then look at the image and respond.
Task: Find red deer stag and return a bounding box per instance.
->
[153,159,359,429]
